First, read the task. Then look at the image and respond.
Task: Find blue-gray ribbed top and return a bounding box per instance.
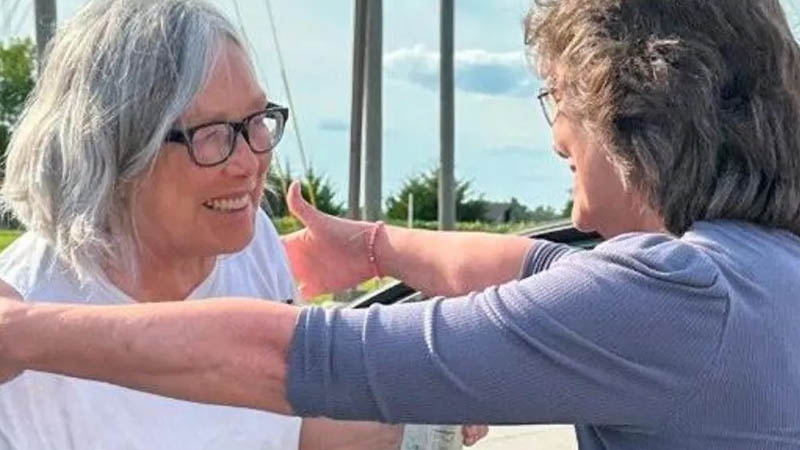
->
[288,221,800,449]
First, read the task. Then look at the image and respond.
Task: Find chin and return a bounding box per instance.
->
[571,207,595,234]
[214,228,256,255]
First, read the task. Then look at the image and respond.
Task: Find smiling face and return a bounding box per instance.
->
[549,89,663,238]
[130,40,270,261]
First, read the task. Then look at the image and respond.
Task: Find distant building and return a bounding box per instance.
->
[483,202,513,223]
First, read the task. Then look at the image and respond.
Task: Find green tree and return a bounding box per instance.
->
[263,163,344,217]
[0,39,36,161]
[385,168,488,222]
[561,198,573,218]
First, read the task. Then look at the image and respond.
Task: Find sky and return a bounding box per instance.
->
[2,0,800,211]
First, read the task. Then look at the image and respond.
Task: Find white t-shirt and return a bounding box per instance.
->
[0,210,302,450]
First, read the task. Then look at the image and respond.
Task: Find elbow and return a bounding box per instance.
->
[216,302,300,415]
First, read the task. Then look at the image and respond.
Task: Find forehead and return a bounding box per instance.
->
[181,40,265,123]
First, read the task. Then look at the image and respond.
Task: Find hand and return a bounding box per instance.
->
[0,291,24,385]
[462,425,489,447]
[282,181,378,298]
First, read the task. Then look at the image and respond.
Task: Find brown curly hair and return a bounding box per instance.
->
[527,0,800,235]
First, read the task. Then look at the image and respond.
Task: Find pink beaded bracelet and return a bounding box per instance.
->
[367,221,385,279]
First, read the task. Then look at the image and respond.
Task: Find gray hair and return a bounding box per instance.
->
[1,0,248,281]
[527,0,800,235]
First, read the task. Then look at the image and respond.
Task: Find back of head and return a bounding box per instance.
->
[527,0,800,235]
[1,0,245,279]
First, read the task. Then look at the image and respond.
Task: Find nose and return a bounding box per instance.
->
[223,132,261,177]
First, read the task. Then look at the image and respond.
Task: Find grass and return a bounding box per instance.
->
[0,229,21,251]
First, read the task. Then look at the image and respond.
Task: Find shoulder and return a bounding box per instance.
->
[211,209,296,301]
[0,232,78,300]
[559,230,724,292]
[500,232,731,392]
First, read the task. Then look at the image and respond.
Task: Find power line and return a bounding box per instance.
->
[2,0,23,38]
[229,0,297,205]
[230,0,270,93]
[264,0,316,207]
[13,3,32,37]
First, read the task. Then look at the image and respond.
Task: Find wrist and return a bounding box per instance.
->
[365,221,385,279]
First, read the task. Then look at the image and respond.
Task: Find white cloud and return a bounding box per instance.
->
[384,45,534,97]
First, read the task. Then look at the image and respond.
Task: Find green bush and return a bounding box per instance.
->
[385,168,488,222]
[263,165,344,217]
[384,219,547,234]
[270,216,303,235]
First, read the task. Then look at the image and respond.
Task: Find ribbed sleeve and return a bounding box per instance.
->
[286,222,800,449]
[519,240,583,278]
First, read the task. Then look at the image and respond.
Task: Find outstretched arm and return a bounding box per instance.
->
[1,296,298,414]
[283,181,534,298]
[0,290,488,447]
[374,224,534,297]
[2,236,721,426]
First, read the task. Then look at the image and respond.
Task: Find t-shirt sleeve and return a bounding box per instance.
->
[287,233,729,427]
[519,239,584,278]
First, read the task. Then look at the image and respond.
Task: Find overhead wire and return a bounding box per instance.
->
[230,0,300,210]
[13,3,31,37]
[2,0,23,38]
[264,0,316,207]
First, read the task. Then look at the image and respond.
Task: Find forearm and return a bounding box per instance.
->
[377,226,535,296]
[2,298,299,414]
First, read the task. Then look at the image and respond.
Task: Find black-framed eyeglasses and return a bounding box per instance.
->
[537,88,558,127]
[165,102,290,167]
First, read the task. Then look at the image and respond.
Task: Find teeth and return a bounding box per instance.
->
[204,194,250,211]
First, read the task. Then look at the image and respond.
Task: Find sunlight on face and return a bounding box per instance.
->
[548,81,662,237]
[131,40,272,262]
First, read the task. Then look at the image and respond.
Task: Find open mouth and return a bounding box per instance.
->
[203,193,250,212]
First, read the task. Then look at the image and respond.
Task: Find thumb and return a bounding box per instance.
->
[286,180,318,227]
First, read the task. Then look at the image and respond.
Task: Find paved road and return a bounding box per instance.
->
[471,425,577,450]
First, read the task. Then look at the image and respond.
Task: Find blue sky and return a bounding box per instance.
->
[2,0,800,211]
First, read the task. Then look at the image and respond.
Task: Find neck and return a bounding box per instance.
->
[597,198,666,239]
[104,246,216,303]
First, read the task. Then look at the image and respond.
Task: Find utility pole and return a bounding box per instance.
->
[348,0,368,220]
[439,0,455,230]
[363,0,383,221]
[34,0,57,65]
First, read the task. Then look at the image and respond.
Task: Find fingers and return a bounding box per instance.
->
[462,425,489,447]
[281,230,308,279]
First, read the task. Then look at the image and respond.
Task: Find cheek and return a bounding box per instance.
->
[135,156,204,222]
[259,152,271,177]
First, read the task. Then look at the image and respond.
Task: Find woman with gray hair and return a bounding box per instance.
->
[1,0,800,448]
[0,0,491,448]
